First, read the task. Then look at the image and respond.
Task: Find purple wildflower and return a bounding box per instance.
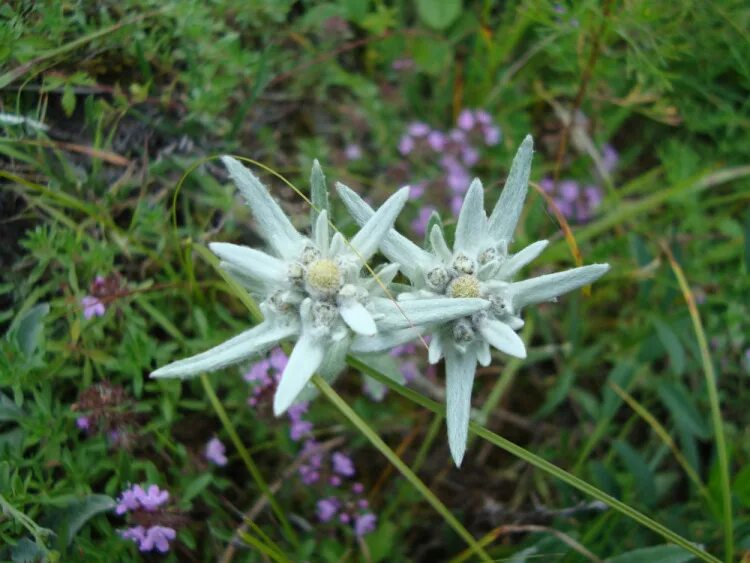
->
[408,122,430,137]
[120,526,146,543]
[81,295,105,319]
[411,206,435,236]
[483,125,501,145]
[288,402,313,441]
[475,109,492,124]
[205,437,228,466]
[559,180,579,201]
[398,135,415,155]
[317,498,340,522]
[76,416,90,430]
[344,144,362,161]
[457,109,475,131]
[602,144,619,173]
[391,58,415,71]
[355,513,377,536]
[140,526,176,553]
[116,487,142,515]
[332,452,356,477]
[137,485,169,511]
[408,182,426,199]
[427,131,446,151]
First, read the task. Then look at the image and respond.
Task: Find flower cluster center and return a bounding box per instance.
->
[447,275,481,298]
[306,259,342,293]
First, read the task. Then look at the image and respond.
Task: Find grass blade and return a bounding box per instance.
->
[350,356,720,563]
[661,242,733,562]
[312,375,492,562]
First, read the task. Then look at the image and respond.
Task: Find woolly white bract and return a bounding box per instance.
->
[151,157,488,416]
[338,135,610,466]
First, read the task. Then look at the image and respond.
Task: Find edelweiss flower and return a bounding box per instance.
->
[151,157,487,415]
[338,135,609,466]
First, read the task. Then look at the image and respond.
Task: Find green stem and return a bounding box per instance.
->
[200,375,298,547]
[313,375,492,563]
[351,356,720,563]
[664,245,733,562]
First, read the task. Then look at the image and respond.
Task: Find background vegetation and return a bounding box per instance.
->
[1,0,749,561]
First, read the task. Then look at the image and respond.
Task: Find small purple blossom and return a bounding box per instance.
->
[355,513,377,536]
[138,485,170,511]
[288,402,313,441]
[602,144,619,173]
[76,416,90,430]
[120,526,146,543]
[408,122,430,137]
[391,58,415,71]
[81,295,105,319]
[398,135,415,155]
[411,206,435,237]
[116,487,141,515]
[140,526,176,553]
[344,144,362,161]
[427,131,446,151]
[317,498,340,522]
[408,182,426,199]
[332,452,355,477]
[205,437,228,466]
[457,109,475,131]
[483,125,501,145]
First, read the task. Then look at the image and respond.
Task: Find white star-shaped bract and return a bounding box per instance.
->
[151,157,489,416]
[337,135,609,466]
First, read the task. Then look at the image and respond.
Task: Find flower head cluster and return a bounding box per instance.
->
[116,484,177,553]
[317,480,377,537]
[80,273,125,319]
[539,178,603,223]
[398,109,502,233]
[73,381,136,448]
[152,160,485,416]
[152,135,609,467]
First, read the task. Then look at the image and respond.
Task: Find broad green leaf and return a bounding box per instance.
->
[12,303,49,359]
[47,494,115,547]
[416,0,461,30]
[656,380,711,439]
[613,439,657,507]
[653,318,686,375]
[181,473,213,505]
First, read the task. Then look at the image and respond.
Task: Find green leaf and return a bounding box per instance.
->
[10,538,47,563]
[12,303,49,359]
[411,36,452,75]
[613,439,657,507]
[62,83,76,117]
[656,380,711,440]
[416,0,461,30]
[653,318,686,375]
[607,544,698,563]
[47,494,115,547]
[181,473,213,505]
[0,392,23,422]
[310,159,329,224]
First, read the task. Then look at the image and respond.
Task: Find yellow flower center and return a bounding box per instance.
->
[447,275,481,298]
[306,259,341,293]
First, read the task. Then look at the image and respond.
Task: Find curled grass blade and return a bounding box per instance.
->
[661,242,733,562]
[350,356,720,563]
